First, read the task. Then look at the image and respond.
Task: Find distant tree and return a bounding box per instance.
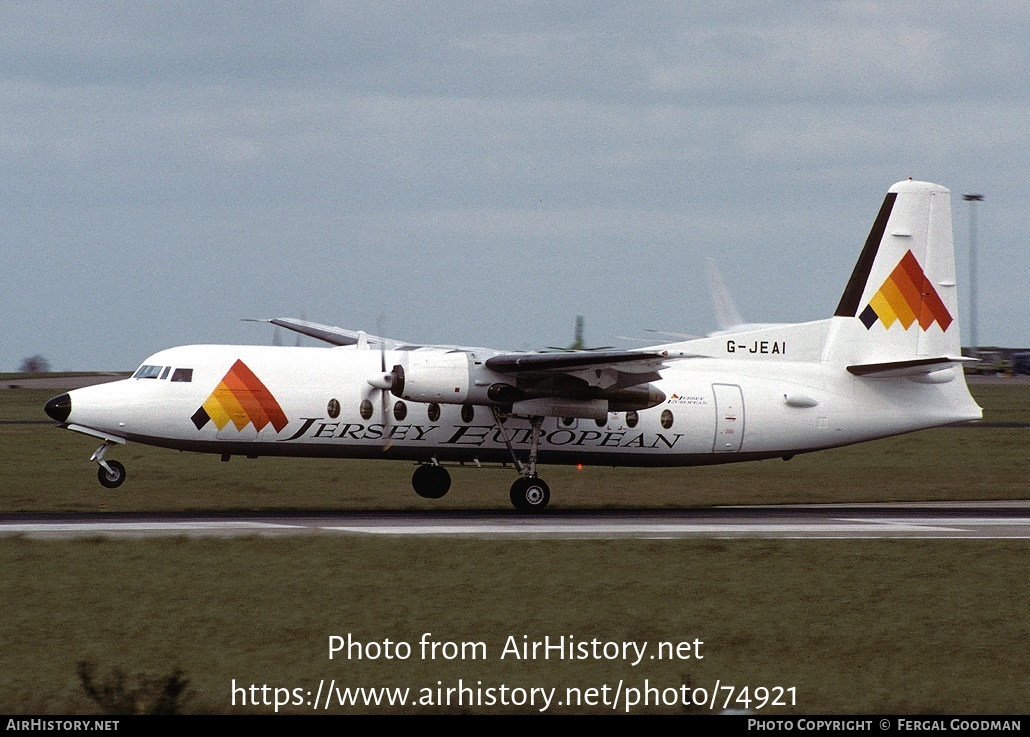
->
[19,355,51,373]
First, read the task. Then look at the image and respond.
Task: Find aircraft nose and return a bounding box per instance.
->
[44,393,72,423]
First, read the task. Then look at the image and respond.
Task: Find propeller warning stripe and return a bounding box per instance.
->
[191,360,289,432]
[859,251,953,331]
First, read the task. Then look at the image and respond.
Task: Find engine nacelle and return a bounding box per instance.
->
[390,351,472,403]
[605,384,666,412]
[511,398,608,421]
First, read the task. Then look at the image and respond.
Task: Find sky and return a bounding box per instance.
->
[2,1,1026,371]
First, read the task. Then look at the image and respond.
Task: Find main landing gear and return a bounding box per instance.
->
[408,412,552,513]
[509,476,550,513]
[411,462,451,499]
[495,410,550,513]
[92,440,127,489]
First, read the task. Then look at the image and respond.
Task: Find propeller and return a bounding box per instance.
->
[364,316,403,451]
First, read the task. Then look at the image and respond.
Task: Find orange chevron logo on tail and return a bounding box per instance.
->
[859,250,953,331]
[191,360,288,432]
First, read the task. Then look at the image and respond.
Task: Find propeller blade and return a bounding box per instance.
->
[366,373,394,390]
[381,388,393,450]
[376,315,394,451]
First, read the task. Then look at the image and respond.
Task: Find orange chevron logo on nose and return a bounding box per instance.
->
[191,359,289,432]
[859,251,953,331]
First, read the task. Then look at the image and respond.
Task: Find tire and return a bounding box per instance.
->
[509,476,550,512]
[97,460,127,489]
[411,464,451,499]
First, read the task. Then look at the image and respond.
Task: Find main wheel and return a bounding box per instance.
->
[509,476,550,512]
[97,460,127,489]
[411,464,451,499]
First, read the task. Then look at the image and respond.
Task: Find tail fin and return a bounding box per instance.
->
[705,258,745,331]
[827,180,965,369]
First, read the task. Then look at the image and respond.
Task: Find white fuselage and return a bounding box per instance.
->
[58,338,981,469]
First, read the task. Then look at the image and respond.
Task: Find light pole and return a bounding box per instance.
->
[962,193,984,359]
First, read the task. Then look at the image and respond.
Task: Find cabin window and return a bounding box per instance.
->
[461,403,475,423]
[359,399,374,420]
[595,417,607,428]
[661,409,674,429]
[133,365,163,379]
[170,368,194,383]
[560,417,575,428]
[625,410,639,428]
[393,401,407,421]
[327,398,340,419]
[427,403,440,422]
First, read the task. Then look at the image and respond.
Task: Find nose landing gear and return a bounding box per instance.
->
[91,440,126,489]
[97,460,127,488]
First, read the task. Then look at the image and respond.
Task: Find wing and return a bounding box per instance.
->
[478,348,707,417]
[244,318,415,349]
[486,348,674,374]
[485,347,707,389]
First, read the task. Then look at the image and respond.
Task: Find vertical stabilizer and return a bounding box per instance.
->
[706,258,745,331]
[827,180,962,365]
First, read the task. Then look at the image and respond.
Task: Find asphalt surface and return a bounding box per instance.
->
[1,502,1028,539]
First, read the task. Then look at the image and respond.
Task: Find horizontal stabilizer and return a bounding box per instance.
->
[846,356,975,378]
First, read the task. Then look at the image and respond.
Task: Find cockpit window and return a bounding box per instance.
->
[133,365,163,379]
[159,366,171,380]
[170,368,194,383]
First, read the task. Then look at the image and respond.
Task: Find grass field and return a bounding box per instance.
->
[1,382,1027,714]
[2,538,1027,714]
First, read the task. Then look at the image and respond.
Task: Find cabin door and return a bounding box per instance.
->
[712,383,745,452]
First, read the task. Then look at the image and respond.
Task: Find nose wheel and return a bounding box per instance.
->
[91,439,127,489]
[97,460,127,489]
[510,476,550,512]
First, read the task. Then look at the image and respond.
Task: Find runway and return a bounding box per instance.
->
[1,502,1028,539]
